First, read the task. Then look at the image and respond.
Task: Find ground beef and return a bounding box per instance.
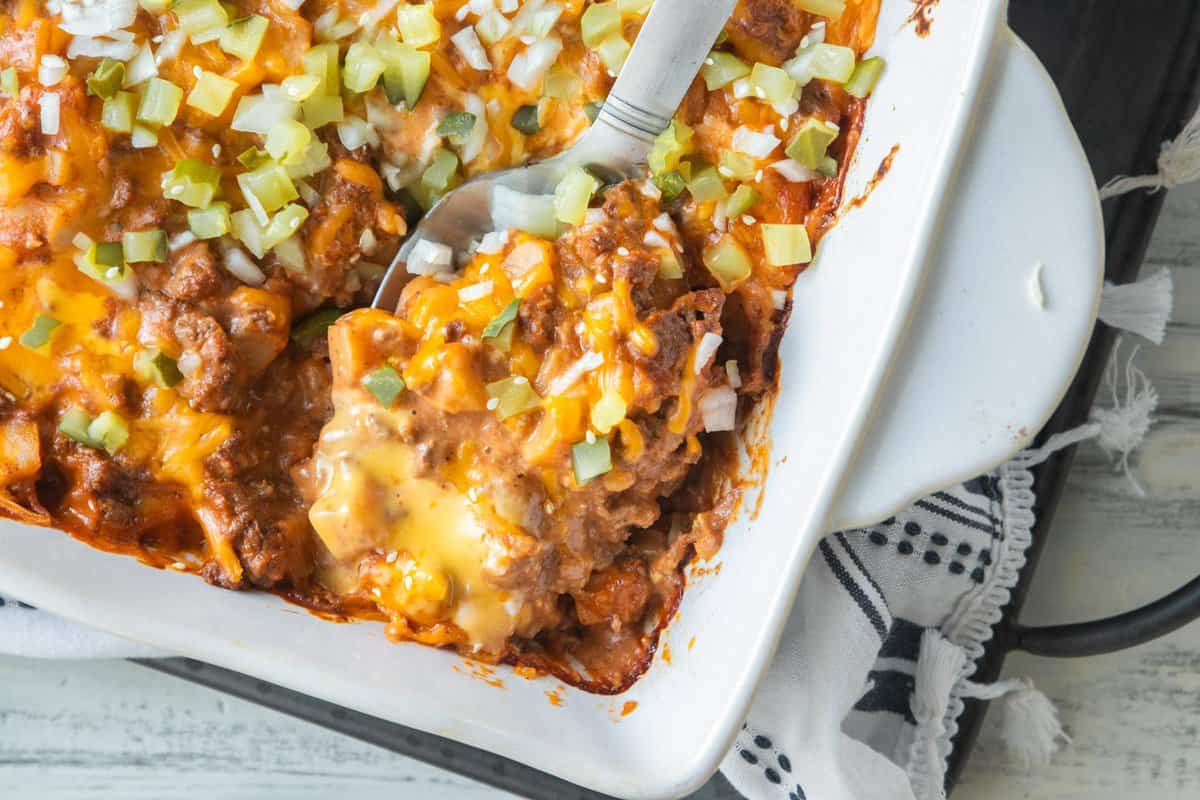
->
[641,288,725,404]
[200,426,315,590]
[298,156,405,306]
[46,436,184,541]
[163,242,227,303]
[572,556,653,628]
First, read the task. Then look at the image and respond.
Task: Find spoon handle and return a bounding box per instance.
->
[595,0,741,143]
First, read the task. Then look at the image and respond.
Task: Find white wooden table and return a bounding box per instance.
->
[2,181,1198,799]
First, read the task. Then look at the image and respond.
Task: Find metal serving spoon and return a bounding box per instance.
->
[372,0,740,311]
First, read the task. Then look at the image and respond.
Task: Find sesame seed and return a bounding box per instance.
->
[486,397,499,410]
[585,430,596,444]
[0,337,11,350]
[386,551,398,563]
[616,246,630,256]
[371,587,382,597]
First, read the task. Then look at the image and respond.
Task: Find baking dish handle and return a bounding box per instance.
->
[828,30,1106,531]
[1008,575,1200,657]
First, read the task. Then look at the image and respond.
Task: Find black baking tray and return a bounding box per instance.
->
[136,3,1200,798]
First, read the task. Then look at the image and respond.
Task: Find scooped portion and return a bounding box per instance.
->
[307,181,733,660]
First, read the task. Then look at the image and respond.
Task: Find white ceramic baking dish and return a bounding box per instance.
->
[0,0,1103,797]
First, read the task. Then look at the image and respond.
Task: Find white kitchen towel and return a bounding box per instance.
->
[720,469,1034,800]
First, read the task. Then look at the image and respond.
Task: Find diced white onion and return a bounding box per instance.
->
[380,161,406,192]
[358,228,378,255]
[475,9,511,43]
[38,93,60,136]
[38,55,68,87]
[57,0,137,36]
[458,93,488,164]
[357,0,398,31]
[694,332,723,374]
[451,27,492,71]
[313,8,358,40]
[800,20,827,49]
[732,126,781,159]
[168,231,197,251]
[512,0,562,37]
[506,36,562,91]
[131,125,158,148]
[476,230,509,254]
[124,43,158,87]
[336,115,378,151]
[770,289,788,310]
[407,239,454,275]
[770,159,821,183]
[296,179,320,207]
[643,230,670,249]
[547,350,604,396]
[638,178,661,200]
[177,351,202,377]
[232,93,300,135]
[67,35,138,60]
[711,201,728,233]
[731,77,754,99]
[457,280,494,303]
[699,386,738,432]
[154,29,187,64]
[725,360,742,389]
[224,248,267,286]
[583,208,606,226]
[652,213,675,233]
[772,97,800,117]
[273,237,307,274]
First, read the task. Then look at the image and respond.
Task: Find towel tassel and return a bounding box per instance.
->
[1098,267,1174,345]
[958,678,1070,769]
[1100,103,1200,199]
[906,630,967,800]
[907,631,1069,800]
[1019,339,1159,495]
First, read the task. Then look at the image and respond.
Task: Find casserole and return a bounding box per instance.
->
[0,1,1104,798]
[1,0,885,689]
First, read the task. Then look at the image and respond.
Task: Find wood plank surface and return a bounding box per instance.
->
[1,142,1198,800]
[955,181,1200,800]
